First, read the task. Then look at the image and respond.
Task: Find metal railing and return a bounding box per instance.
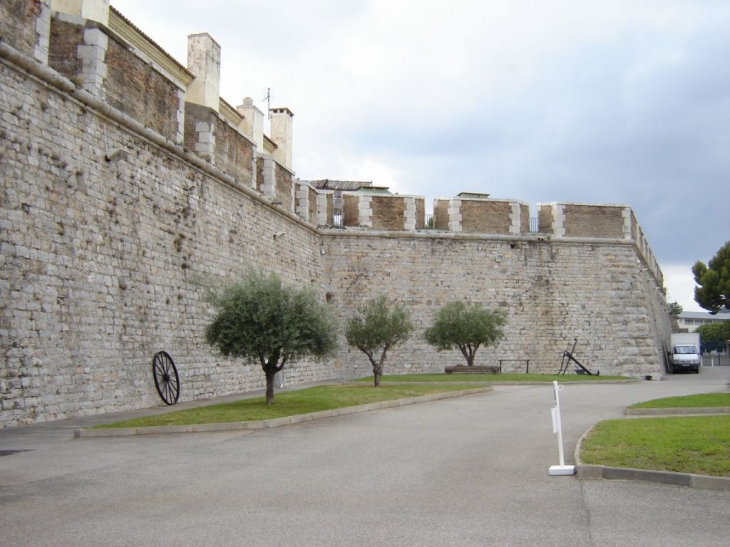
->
[499,359,530,373]
[702,353,730,366]
[529,217,539,232]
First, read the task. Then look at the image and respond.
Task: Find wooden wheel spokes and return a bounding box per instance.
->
[152,351,180,405]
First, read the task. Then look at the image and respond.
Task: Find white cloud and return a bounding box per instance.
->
[111,0,730,283]
[663,264,703,312]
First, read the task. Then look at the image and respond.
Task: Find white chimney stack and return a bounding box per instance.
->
[186,33,221,111]
[269,107,294,170]
[236,97,264,151]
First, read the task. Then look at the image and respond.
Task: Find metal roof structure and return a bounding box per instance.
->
[303,179,372,191]
[679,311,730,320]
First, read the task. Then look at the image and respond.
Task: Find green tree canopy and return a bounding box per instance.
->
[424,301,507,367]
[344,295,413,387]
[203,269,338,404]
[696,321,730,345]
[693,241,730,314]
[667,301,683,317]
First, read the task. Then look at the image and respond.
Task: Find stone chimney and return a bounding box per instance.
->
[269,107,294,170]
[186,33,221,111]
[236,97,264,150]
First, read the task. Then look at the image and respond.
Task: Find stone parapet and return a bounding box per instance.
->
[47,3,109,98]
[48,13,84,82]
[537,202,663,286]
[77,25,108,97]
[538,202,627,239]
[340,193,425,231]
[357,195,373,228]
[41,3,287,172]
[295,181,311,223]
[254,153,296,211]
[257,154,276,198]
[315,192,332,226]
[434,197,529,234]
[275,160,295,213]
[184,103,217,162]
[0,0,52,61]
[36,1,53,63]
[447,198,462,232]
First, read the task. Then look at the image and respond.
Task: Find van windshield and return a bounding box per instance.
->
[674,345,698,354]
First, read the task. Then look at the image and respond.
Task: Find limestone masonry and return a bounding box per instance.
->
[0,0,672,427]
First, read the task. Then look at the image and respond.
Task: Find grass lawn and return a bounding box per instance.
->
[355,373,630,383]
[579,415,730,477]
[94,384,474,429]
[629,392,730,409]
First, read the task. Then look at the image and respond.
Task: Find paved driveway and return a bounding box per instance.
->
[1,368,729,546]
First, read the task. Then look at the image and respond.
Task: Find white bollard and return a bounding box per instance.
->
[549,380,576,476]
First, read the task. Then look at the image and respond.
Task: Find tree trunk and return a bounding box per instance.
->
[461,344,478,366]
[265,370,276,405]
[373,347,389,387]
[459,345,473,366]
[371,358,383,387]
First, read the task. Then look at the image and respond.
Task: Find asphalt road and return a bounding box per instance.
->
[1,368,729,546]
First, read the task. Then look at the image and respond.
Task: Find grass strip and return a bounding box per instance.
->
[580,416,730,477]
[355,373,629,383]
[94,384,473,429]
[629,392,730,409]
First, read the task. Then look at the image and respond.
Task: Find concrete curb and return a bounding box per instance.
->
[491,380,639,385]
[573,425,730,491]
[74,387,493,438]
[376,380,639,386]
[625,407,730,416]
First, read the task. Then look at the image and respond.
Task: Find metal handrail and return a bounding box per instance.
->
[498,359,530,373]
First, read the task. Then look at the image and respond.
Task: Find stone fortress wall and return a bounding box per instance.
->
[0,0,672,427]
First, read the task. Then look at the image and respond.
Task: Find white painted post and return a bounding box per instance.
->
[549,380,576,476]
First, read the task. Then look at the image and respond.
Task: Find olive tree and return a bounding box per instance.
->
[344,295,413,387]
[203,269,338,404]
[693,241,730,314]
[424,301,507,367]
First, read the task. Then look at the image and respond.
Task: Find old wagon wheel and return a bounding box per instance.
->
[152,351,180,405]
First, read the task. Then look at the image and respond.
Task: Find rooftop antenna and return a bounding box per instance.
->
[262,87,271,119]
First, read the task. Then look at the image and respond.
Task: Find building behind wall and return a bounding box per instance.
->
[0,0,673,427]
[677,311,730,334]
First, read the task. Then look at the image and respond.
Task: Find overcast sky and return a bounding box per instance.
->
[111,0,729,312]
